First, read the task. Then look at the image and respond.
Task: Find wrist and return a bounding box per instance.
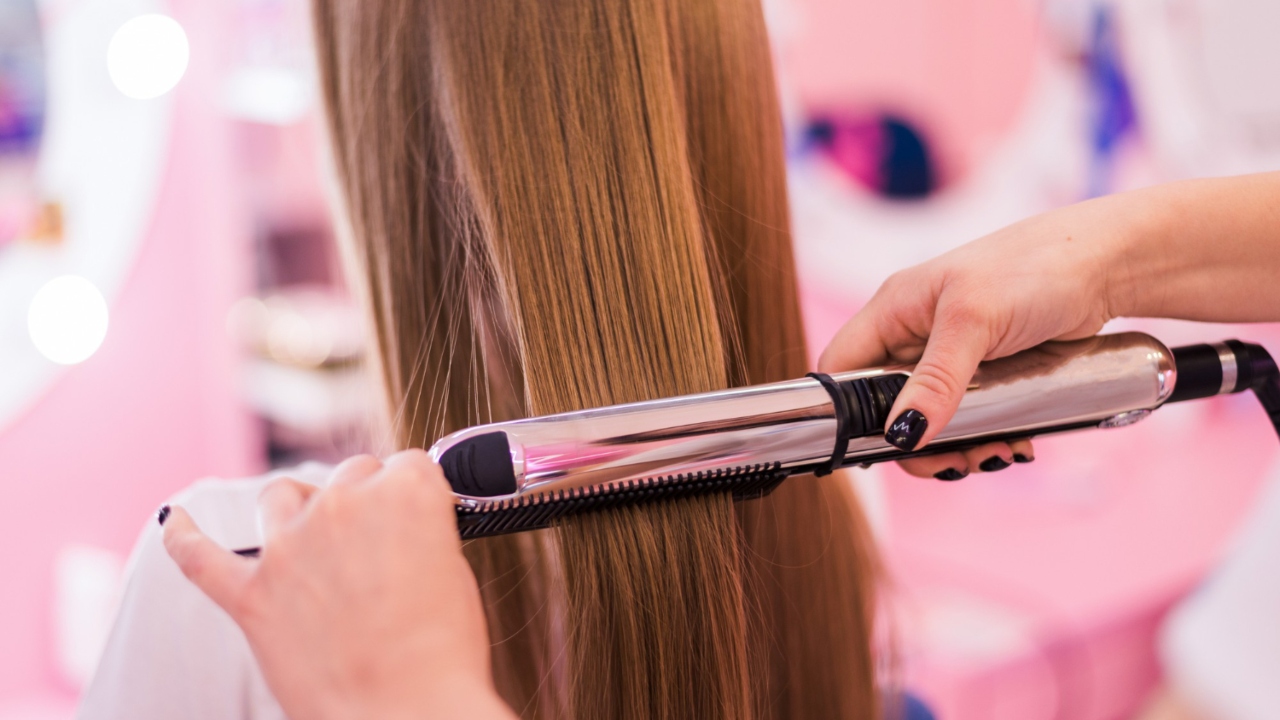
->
[1095,185,1174,320]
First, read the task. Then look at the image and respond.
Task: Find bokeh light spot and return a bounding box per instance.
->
[28,276,110,365]
[107,14,189,99]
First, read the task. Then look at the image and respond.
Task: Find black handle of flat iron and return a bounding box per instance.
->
[1166,341,1280,440]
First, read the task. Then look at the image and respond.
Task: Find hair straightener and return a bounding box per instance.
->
[226,332,1279,555]
[432,332,1280,539]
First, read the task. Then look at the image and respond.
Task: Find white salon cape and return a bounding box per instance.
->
[1161,459,1280,720]
[77,463,331,720]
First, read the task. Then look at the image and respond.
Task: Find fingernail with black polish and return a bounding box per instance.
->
[885,409,928,451]
[157,505,171,526]
[1013,453,1034,464]
[980,456,1012,472]
[934,468,968,481]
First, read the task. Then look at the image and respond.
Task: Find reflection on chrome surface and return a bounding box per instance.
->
[438,332,1175,508]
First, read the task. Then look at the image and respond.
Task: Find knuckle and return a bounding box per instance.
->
[345,453,383,473]
[941,298,989,328]
[392,449,434,477]
[314,486,349,521]
[267,474,299,487]
[404,467,451,506]
[395,468,455,521]
[258,478,296,504]
[910,365,967,406]
[880,269,913,296]
[349,454,383,473]
[395,447,431,462]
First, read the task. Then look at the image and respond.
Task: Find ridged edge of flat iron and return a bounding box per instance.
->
[454,462,787,539]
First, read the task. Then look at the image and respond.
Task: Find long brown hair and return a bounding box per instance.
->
[313,0,881,717]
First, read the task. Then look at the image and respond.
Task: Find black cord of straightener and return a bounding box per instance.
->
[1253,380,1280,441]
[1240,343,1280,442]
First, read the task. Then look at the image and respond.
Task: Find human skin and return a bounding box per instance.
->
[819,171,1280,479]
[162,451,515,720]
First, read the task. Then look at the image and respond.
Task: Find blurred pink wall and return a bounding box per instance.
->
[783,0,1041,180]
[0,0,260,703]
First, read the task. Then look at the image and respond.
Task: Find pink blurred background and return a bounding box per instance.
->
[3,0,1279,718]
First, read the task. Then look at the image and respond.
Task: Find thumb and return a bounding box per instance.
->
[884,314,989,451]
[163,506,254,616]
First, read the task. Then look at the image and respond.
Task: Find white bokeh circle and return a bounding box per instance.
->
[28,276,110,365]
[0,0,174,430]
[106,14,189,99]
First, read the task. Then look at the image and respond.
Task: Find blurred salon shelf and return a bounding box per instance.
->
[242,358,368,438]
[229,287,374,466]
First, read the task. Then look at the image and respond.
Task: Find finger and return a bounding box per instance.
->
[162,507,254,615]
[961,442,1014,473]
[258,479,317,543]
[883,306,990,451]
[817,305,899,374]
[379,449,456,521]
[381,447,435,475]
[1009,438,1035,464]
[381,449,450,490]
[330,454,384,487]
[374,451,462,551]
[898,452,970,480]
[897,441,1034,480]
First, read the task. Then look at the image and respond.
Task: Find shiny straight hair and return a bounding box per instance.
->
[312,0,881,717]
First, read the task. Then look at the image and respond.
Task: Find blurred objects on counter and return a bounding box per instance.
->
[218,0,372,468]
[229,285,373,467]
[226,116,377,467]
